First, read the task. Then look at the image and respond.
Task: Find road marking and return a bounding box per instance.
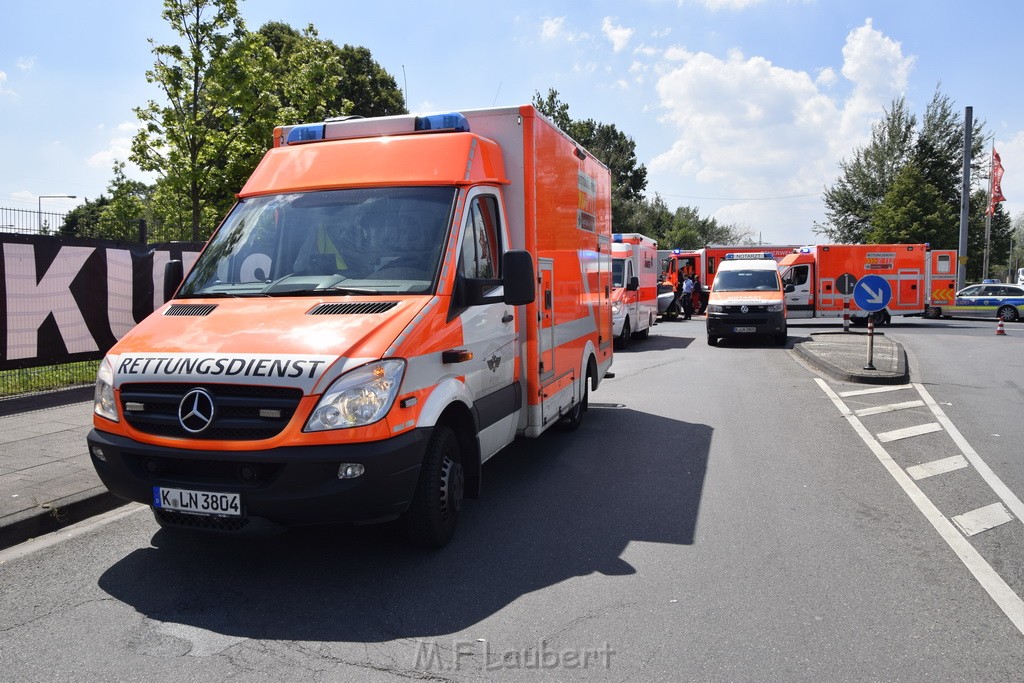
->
[839,385,909,398]
[915,383,1024,526]
[815,378,1024,637]
[876,422,943,442]
[855,399,925,417]
[952,503,1014,537]
[907,455,969,480]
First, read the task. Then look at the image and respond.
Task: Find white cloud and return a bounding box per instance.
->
[693,0,767,9]
[17,57,35,70]
[648,18,915,243]
[0,71,13,96]
[87,122,138,169]
[540,16,587,44]
[602,17,634,53]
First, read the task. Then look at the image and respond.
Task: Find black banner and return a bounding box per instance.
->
[0,235,203,370]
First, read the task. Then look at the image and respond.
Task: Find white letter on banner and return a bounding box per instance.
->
[4,243,98,360]
[106,248,135,339]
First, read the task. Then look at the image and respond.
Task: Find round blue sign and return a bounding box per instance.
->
[853,274,892,312]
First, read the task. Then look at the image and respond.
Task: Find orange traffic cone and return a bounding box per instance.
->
[996,316,1006,336]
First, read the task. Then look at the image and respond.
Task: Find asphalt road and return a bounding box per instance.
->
[1,316,1022,681]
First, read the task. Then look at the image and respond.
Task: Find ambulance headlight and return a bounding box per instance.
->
[306,360,405,431]
[93,357,119,422]
[611,301,622,315]
[766,303,784,312]
[707,304,723,313]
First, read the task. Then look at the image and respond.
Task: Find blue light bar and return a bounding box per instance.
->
[414,113,471,132]
[613,234,623,243]
[286,124,325,144]
[799,247,812,253]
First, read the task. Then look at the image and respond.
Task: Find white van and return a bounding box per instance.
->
[705,253,787,346]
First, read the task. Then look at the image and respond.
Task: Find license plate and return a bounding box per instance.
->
[732,326,756,333]
[153,487,241,517]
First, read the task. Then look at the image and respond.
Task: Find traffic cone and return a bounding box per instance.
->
[996,316,1006,336]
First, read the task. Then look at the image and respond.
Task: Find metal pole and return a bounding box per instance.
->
[36,194,77,233]
[983,141,994,280]
[957,107,973,291]
[863,317,876,371]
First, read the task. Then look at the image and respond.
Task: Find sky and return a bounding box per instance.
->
[2,0,1023,247]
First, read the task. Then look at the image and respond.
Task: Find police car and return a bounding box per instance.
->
[935,283,1024,322]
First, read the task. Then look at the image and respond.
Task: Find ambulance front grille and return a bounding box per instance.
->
[719,305,772,313]
[119,383,303,440]
[308,301,397,315]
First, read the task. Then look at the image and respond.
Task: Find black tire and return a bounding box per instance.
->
[998,305,1019,323]
[774,332,787,346]
[707,334,718,346]
[404,425,464,548]
[559,372,590,432]
[615,319,631,350]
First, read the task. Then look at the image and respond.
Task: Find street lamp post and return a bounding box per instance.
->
[37,194,77,232]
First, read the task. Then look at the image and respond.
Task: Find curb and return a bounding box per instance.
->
[0,488,128,552]
[792,332,909,385]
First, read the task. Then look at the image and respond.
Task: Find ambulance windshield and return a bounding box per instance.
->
[179,187,456,297]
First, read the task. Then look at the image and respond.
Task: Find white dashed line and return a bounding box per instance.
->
[907,455,969,480]
[838,385,909,398]
[952,503,1014,537]
[854,399,925,417]
[876,422,943,442]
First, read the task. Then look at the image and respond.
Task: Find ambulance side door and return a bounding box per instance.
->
[456,189,517,455]
[782,263,814,317]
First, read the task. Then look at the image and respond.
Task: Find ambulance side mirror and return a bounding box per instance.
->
[627,276,639,292]
[163,260,184,302]
[501,250,535,306]
[784,284,795,293]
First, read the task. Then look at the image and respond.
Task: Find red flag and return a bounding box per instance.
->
[988,148,1006,216]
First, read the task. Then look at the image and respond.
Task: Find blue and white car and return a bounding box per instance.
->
[934,283,1024,322]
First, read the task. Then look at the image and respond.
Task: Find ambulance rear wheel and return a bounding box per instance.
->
[404,424,463,548]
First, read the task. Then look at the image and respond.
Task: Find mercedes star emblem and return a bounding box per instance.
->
[179,388,216,434]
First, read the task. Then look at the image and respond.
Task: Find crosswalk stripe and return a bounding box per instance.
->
[855,399,925,417]
[876,422,943,442]
[906,455,969,480]
[952,503,1014,537]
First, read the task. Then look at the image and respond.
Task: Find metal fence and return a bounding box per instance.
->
[0,206,68,235]
[0,361,98,398]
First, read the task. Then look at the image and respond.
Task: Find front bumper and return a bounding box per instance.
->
[706,310,786,338]
[86,427,431,534]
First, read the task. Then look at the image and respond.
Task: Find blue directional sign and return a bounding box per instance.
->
[854,274,892,312]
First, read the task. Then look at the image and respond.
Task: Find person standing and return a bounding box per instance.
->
[692,276,703,314]
[681,274,695,320]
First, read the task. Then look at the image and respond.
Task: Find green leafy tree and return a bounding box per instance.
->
[868,162,957,246]
[96,161,155,241]
[131,0,278,241]
[60,196,111,238]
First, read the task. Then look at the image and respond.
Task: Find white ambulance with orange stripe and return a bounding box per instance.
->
[87,105,613,547]
[611,232,658,348]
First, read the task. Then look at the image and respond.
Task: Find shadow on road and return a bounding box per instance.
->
[98,408,712,642]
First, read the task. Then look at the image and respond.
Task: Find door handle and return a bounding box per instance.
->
[502,312,514,323]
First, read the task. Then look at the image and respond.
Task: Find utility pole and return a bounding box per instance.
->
[957,107,972,291]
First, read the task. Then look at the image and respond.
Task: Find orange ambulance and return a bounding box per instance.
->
[611,232,658,347]
[87,105,613,547]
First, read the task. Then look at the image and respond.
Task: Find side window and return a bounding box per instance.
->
[460,195,501,278]
[936,253,951,274]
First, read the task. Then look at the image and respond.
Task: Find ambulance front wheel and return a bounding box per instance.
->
[615,319,631,350]
[707,334,718,346]
[404,424,464,548]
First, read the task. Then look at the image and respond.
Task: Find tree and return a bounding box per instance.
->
[868,162,957,246]
[96,162,155,242]
[817,88,987,249]
[817,97,915,243]
[60,196,111,238]
[131,0,276,241]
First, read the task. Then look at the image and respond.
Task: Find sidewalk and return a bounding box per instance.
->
[0,330,907,551]
[0,387,124,551]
